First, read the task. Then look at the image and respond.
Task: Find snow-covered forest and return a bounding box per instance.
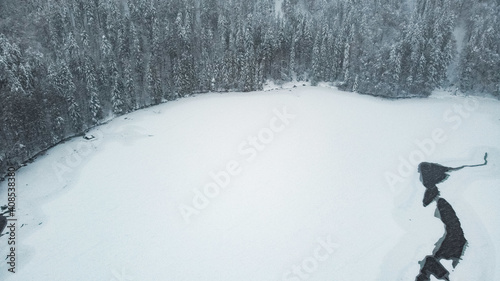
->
[1,0,499,176]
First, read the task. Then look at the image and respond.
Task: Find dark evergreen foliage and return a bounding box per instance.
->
[1,0,499,176]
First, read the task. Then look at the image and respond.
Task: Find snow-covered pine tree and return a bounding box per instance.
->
[84,55,102,125]
[111,66,124,114]
[243,24,255,91]
[311,32,321,86]
[59,60,82,130]
[123,61,136,112]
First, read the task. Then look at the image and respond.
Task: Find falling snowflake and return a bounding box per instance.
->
[109,267,134,281]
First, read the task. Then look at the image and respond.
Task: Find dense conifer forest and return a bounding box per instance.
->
[1,0,499,175]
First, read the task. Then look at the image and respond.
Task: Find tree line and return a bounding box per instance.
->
[1,0,499,176]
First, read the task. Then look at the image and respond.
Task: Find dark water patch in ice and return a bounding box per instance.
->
[414,153,487,281]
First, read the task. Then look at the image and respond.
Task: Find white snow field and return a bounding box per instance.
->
[1,86,500,281]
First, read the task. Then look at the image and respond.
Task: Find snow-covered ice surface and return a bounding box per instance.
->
[1,86,499,280]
